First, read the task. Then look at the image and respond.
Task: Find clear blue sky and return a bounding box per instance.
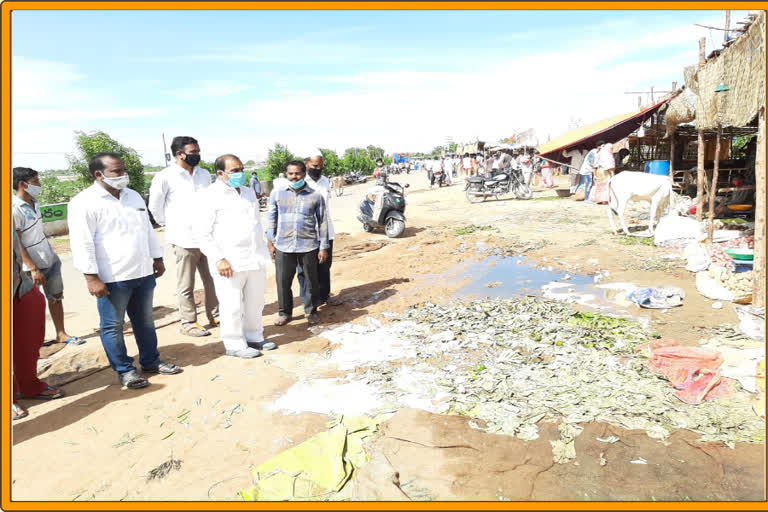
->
[12,9,748,169]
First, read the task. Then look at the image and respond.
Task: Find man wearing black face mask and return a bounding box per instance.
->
[149,136,219,337]
[298,153,340,306]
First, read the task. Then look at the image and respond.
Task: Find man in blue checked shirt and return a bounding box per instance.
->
[266,160,329,326]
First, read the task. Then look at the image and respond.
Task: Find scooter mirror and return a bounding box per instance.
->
[405,184,410,188]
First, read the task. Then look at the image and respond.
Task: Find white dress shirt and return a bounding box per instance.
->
[196,180,270,272]
[68,184,163,283]
[148,163,211,248]
[305,174,336,240]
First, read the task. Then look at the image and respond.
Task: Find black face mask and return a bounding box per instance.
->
[184,153,201,167]
[308,168,322,180]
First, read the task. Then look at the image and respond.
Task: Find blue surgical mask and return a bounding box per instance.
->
[290,179,305,190]
[226,171,246,188]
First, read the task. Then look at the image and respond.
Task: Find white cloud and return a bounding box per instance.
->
[13,11,751,170]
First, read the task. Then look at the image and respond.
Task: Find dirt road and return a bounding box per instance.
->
[12,172,764,501]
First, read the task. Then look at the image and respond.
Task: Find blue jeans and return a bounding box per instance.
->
[96,275,160,375]
[578,174,594,201]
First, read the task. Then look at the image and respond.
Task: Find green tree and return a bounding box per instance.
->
[68,130,148,195]
[198,160,215,174]
[319,148,343,176]
[244,159,256,167]
[37,177,85,206]
[264,143,297,179]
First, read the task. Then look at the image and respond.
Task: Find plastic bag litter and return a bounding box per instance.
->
[653,216,705,247]
[240,415,386,501]
[734,305,765,342]
[628,287,685,309]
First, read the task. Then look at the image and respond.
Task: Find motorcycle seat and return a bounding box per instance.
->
[467,176,485,183]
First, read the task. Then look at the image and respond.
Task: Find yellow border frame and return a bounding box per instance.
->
[2,1,767,510]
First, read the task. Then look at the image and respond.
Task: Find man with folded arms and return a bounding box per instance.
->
[197,154,276,359]
[68,153,182,390]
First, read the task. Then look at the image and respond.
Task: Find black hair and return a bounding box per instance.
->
[88,152,122,178]
[214,154,241,173]
[596,140,605,147]
[13,167,38,190]
[303,157,311,164]
[285,160,306,173]
[170,136,199,156]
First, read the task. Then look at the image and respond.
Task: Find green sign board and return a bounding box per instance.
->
[40,203,68,223]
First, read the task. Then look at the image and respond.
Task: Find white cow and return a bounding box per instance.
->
[607,171,672,237]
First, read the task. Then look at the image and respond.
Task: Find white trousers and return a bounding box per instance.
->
[211,268,266,351]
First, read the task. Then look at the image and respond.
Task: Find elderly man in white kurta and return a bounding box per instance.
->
[196,154,275,359]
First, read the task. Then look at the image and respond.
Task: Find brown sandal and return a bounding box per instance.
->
[180,323,211,337]
[274,316,291,326]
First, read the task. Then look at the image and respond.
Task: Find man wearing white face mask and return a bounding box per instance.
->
[68,153,181,390]
[13,167,86,347]
[196,154,275,359]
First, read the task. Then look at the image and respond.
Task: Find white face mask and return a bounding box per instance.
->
[25,183,42,197]
[102,174,130,190]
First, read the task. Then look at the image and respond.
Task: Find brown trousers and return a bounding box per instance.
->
[172,245,219,325]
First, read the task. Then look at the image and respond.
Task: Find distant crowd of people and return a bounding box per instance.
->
[12,136,339,419]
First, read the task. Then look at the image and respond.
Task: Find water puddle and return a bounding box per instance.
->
[414,255,637,314]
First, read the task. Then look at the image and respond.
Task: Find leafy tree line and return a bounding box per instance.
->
[33,130,396,206]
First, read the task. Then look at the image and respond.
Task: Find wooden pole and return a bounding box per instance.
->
[753,107,766,307]
[696,37,707,222]
[707,126,722,242]
[697,130,706,222]
[669,134,676,186]
[725,11,731,43]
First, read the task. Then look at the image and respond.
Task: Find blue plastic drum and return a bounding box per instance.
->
[644,160,671,175]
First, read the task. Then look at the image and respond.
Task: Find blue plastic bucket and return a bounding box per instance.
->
[644,160,670,175]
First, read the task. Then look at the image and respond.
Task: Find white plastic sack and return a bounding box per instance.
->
[695,271,735,302]
[683,241,710,272]
[734,305,766,342]
[653,216,705,247]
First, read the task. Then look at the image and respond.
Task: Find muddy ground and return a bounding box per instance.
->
[11,172,765,501]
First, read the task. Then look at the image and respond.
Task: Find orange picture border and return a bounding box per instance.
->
[2,1,766,510]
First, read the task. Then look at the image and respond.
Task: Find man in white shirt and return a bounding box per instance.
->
[148,136,219,338]
[299,153,340,306]
[578,141,602,203]
[196,155,275,359]
[462,153,472,177]
[13,167,85,346]
[68,153,182,390]
[562,148,588,194]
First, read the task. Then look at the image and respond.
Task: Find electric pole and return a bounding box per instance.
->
[162,133,170,166]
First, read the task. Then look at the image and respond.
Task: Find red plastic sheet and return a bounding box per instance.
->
[645,341,734,405]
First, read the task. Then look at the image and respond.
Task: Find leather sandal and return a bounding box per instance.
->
[274,316,291,326]
[179,323,210,337]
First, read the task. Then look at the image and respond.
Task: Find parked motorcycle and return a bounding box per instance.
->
[357,181,410,238]
[431,168,447,188]
[464,168,532,202]
[344,171,368,185]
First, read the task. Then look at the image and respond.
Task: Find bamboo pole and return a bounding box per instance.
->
[697,130,706,222]
[753,107,766,307]
[707,126,722,242]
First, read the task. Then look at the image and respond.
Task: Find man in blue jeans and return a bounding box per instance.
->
[68,153,182,389]
[578,140,602,204]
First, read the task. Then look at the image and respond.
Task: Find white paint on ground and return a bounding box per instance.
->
[268,378,383,416]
